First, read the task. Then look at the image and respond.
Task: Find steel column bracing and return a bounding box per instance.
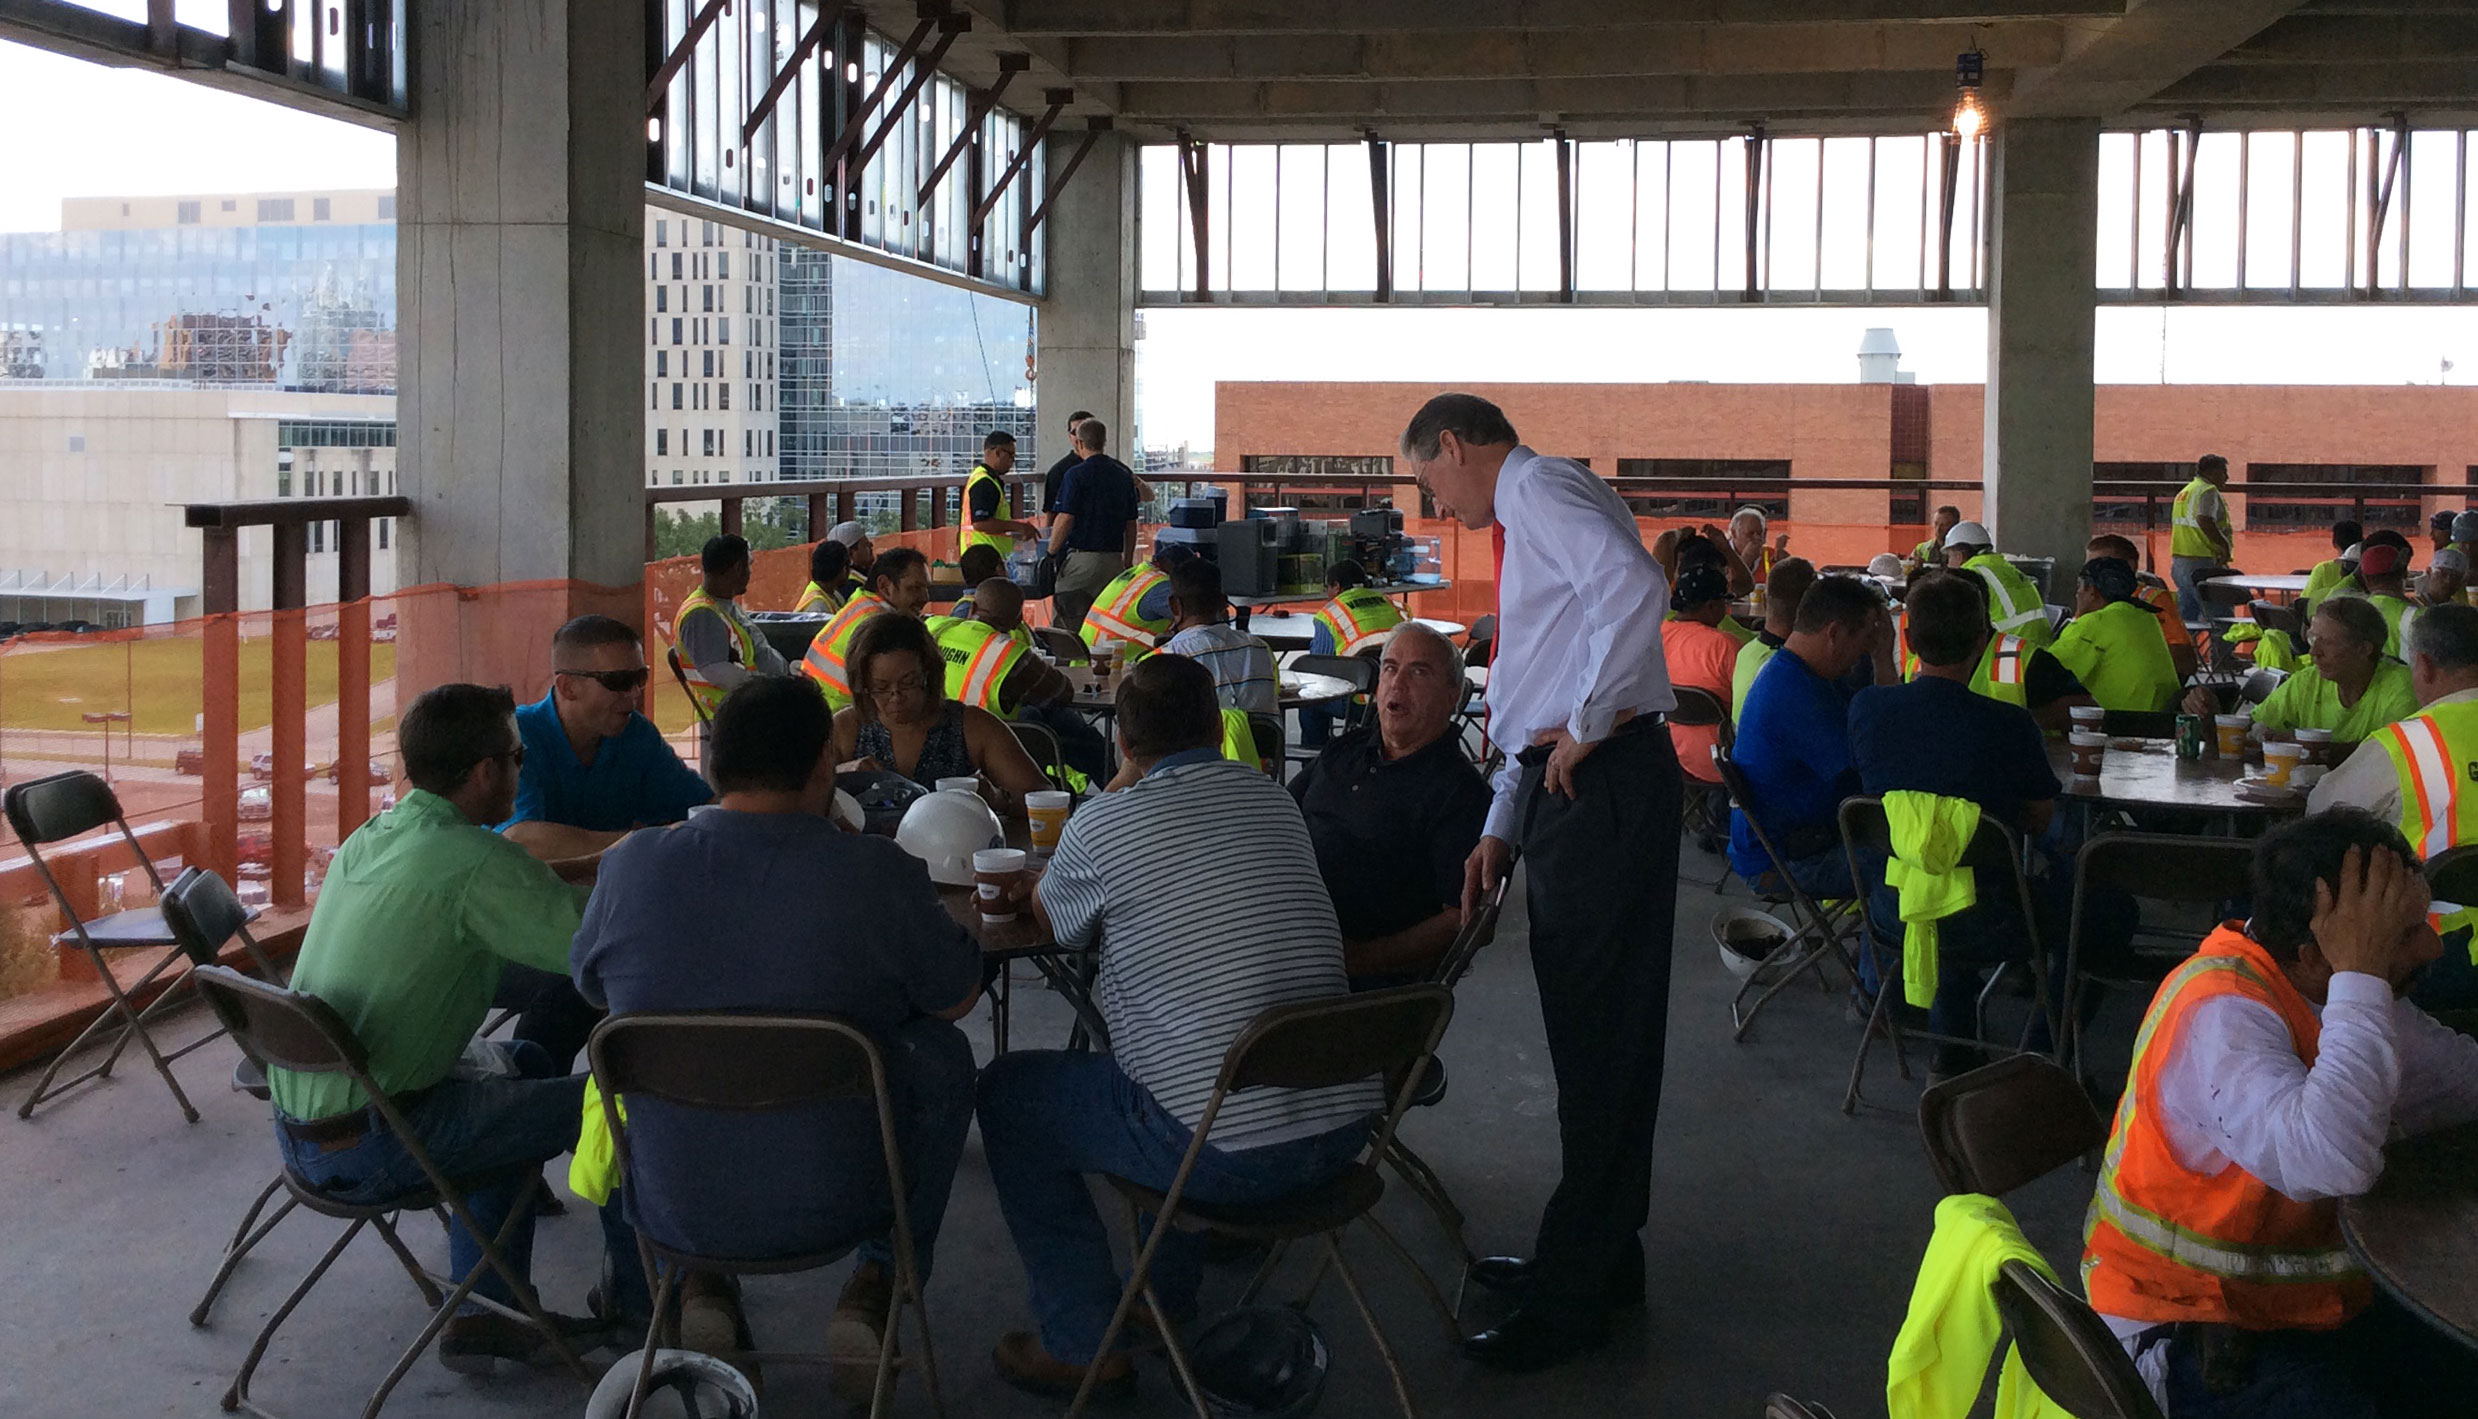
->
[818,12,938,187]
[1025,116,1113,241]
[973,88,1072,226]
[1367,130,1393,302]
[1554,127,1576,303]
[740,0,850,146]
[646,0,733,116]
[920,53,1029,206]
[2366,112,2409,298]
[848,13,972,180]
[1179,130,1212,299]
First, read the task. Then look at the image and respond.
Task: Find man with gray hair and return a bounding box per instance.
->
[2422,547,2469,609]
[1289,623,1490,988]
[1400,391,1679,1371]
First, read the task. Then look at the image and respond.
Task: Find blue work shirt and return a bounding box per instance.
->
[1727,646,1861,880]
[1850,675,2060,830]
[502,692,712,833]
[1056,455,1140,553]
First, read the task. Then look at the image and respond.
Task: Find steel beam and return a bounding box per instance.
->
[1742,125,1766,301]
[1178,130,1212,299]
[973,88,1073,226]
[993,0,2123,37]
[1366,130,1392,302]
[741,0,852,146]
[919,53,1030,206]
[1025,117,1114,242]
[1555,127,1576,303]
[819,11,939,182]
[1,0,403,123]
[2366,111,2409,297]
[849,13,974,179]
[647,0,736,117]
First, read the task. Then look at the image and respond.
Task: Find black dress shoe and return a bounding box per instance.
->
[1462,1304,1612,1373]
[1467,1244,1645,1310]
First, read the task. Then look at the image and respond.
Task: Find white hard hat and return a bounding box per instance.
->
[2433,548,2470,574]
[1866,553,1905,578]
[1946,520,1992,549]
[895,788,1003,886]
[1712,907,1795,984]
[586,1349,757,1419]
[2341,542,2364,563]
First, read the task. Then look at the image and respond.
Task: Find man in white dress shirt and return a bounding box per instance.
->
[1400,392,1679,1372]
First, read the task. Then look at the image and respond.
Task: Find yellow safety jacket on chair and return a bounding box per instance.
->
[673,586,758,719]
[1888,1193,2072,1419]
[1881,791,1981,1009]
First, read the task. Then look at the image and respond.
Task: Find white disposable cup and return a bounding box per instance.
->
[973,847,1027,922]
[2068,729,2107,778]
[2068,705,2106,730]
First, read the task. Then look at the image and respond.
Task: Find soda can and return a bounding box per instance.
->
[2174,714,2206,762]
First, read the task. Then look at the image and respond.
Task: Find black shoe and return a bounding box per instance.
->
[1461,1304,1612,1373]
[1410,1056,1448,1110]
[1466,1244,1644,1310]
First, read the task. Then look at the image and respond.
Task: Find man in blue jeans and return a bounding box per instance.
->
[570,675,981,1396]
[270,683,603,1373]
[977,655,1379,1398]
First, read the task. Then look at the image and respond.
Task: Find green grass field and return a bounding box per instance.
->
[0,637,399,736]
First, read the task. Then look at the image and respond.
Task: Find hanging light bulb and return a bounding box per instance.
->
[1951,48,1987,139]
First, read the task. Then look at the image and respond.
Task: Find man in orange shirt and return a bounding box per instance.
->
[2091,532,2197,681]
[1662,566,1742,790]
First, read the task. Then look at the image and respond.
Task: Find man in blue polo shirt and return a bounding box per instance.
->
[495,614,711,1069]
[1727,575,1896,897]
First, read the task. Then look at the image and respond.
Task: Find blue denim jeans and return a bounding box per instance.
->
[977,1050,1373,1364]
[275,1040,583,1311]
[2155,1297,2478,1419]
[1022,701,1113,783]
[595,1015,976,1323]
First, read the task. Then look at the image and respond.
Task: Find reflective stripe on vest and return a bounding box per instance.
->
[1083,565,1170,649]
[959,466,1011,557]
[2081,929,2367,1329]
[931,615,1027,713]
[1966,555,2048,638]
[801,591,891,709]
[1312,588,1404,656]
[2377,701,2478,861]
[1900,634,2027,709]
[794,580,841,615]
[675,587,757,715]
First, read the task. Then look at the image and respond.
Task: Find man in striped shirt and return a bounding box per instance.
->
[1157,557,1278,716]
[976,655,1379,1398]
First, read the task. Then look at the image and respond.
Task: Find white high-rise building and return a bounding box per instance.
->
[643,213,779,488]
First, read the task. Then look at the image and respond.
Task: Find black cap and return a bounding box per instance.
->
[2080,555,2140,603]
[1674,567,1732,610]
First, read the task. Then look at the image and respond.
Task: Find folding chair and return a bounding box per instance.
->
[1837,796,2049,1115]
[589,1013,945,1419]
[1917,1054,2109,1199]
[1285,653,1378,766]
[1034,626,1091,663]
[1710,747,1858,1041]
[1764,1398,1843,1419]
[186,965,593,1419]
[666,647,710,761]
[1381,876,1510,1313]
[2249,599,2304,644]
[1009,717,1073,792]
[1068,985,1457,1419]
[7,770,272,1122]
[1247,710,1286,780]
[2062,832,2252,1080]
[2428,844,2478,909]
[1992,1260,2167,1419]
[2239,665,2287,706]
[1669,687,1736,879]
[1454,615,1497,770]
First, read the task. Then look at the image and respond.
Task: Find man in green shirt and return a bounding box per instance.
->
[271,683,602,1373]
[2048,556,2180,713]
[2186,596,2417,750]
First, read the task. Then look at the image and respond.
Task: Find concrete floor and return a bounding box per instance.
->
[0,839,2125,1419]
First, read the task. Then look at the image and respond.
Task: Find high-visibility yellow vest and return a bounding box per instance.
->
[1220,708,1268,774]
[2375,699,2478,862]
[1082,565,1171,651]
[1903,633,2030,709]
[1963,553,2053,649]
[1311,587,1405,656]
[800,591,891,711]
[1910,537,1940,567]
[2170,476,2227,560]
[674,586,758,718]
[794,579,842,615]
[2082,926,2368,1331]
[959,464,1013,559]
[926,614,1030,715]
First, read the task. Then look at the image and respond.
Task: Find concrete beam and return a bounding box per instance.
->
[1111,69,2009,123]
[2006,0,2307,117]
[1060,22,2066,83]
[2222,12,2478,63]
[2147,58,2478,106]
[994,0,2124,37]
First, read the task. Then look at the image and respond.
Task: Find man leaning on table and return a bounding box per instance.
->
[272,683,605,1374]
[2082,810,2478,1418]
[975,655,1377,1399]
[1402,392,1682,1372]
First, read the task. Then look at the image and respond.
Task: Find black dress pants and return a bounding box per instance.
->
[491,962,600,1074]
[1514,720,1684,1314]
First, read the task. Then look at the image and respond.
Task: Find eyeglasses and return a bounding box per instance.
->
[556,667,651,693]
[867,673,929,701]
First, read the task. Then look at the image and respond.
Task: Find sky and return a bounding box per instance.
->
[3,36,2467,455]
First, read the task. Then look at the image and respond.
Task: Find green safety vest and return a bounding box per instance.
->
[2376,699,2478,864]
[674,586,758,718]
[1312,587,1405,655]
[925,614,1030,715]
[800,591,891,711]
[1901,634,2031,709]
[1963,553,2054,650]
[959,464,1013,558]
[2368,593,2415,660]
[2170,476,2227,560]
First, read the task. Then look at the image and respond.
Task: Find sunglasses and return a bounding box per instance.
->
[556,667,652,692]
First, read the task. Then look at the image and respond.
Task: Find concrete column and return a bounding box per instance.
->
[1982,117,2100,598]
[397,0,646,598]
[1035,131,1137,478]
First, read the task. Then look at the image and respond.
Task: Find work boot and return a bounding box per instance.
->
[993,1330,1136,1402]
[677,1272,747,1356]
[436,1309,609,1376]
[829,1260,895,1401]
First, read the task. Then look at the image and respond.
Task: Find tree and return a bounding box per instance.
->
[651,499,806,560]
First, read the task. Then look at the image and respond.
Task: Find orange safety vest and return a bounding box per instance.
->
[1082,565,1171,650]
[2135,583,2194,649]
[801,591,891,711]
[674,586,758,718]
[1311,587,1405,656]
[2080,925,2370,1331]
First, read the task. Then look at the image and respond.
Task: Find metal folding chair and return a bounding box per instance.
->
[1710,747,1858,1039]
[1382,876,1510,1313]
[1837,796,2049,1114]
[1009,717,1073,792]
[1992,1260,2167,1419]
[2062,832,2253,1081]
[1454,614,1497,770]
[187,965,593,1419]
[1917,1054,2109,1199]
[1034,625,1091,662]
[1247,710,1286,779]
[666,647,710,761]
[1285,653,1378,767]
[1067,985,1457,1419]
[589,1012,945,1419]
[2239,665,2288,706]
[1669,687,1736,881]
[7,770,272,1122]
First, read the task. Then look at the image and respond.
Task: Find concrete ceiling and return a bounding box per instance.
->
[922,0,2478,140]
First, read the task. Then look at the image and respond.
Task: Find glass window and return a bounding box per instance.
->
[177,200,201,224]
[258,198,296,222]
[313,198,331,221]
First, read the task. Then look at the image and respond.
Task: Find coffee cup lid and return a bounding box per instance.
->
[2216,713,2250,725]
[973,847,1026,871]
[2069,729,2106,745]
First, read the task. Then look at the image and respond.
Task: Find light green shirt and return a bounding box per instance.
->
[1733,636,1779,721]
[2048,599,2180,713]
[2249,659,2418,744]
[2303,558,2354,608]
[270,790,584,1121]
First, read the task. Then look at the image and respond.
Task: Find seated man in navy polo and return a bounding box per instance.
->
[495,613,712,1069]
[1727,575,1899,899]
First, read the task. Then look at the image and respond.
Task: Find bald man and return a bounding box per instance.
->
[953,579,1111,782]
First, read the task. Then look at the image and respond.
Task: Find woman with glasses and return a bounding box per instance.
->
[831,613,1050,813]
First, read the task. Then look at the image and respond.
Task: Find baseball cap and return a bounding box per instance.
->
[2432,548,2469,574]
[2358,544,2404,576]
[1673,566,1732,610]
[2435,509,2459,532]
[827,520,870,547]
[2080,556,2139,602]
[1945,520,1992,549]
[2453,512,2478,543]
